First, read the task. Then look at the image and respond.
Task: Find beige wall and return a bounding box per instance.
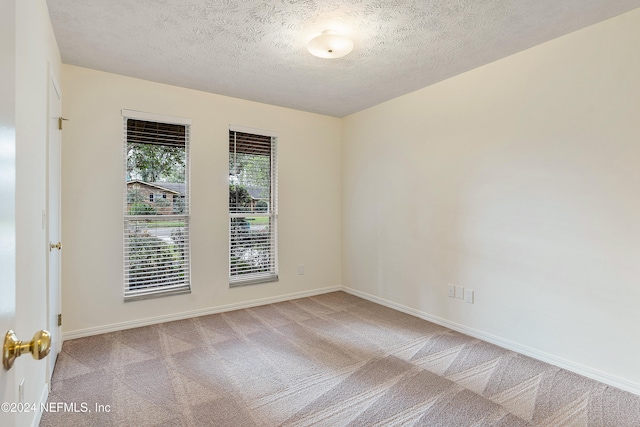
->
[61,65,342,335]
[342,8,640,390]
[15,0,62,425]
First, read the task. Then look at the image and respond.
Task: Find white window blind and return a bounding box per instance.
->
[229,127,278,286]
[123,112,191,300]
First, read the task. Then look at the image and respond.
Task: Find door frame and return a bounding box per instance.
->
[46,65,62,385]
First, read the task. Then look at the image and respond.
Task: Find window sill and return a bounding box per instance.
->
[229,275,279,288]
[124,286,191,302]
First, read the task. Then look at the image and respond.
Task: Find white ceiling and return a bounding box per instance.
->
[47,0,640,117]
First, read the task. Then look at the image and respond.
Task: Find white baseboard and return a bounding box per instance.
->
[63,286,341,340]
[341,286,640,397]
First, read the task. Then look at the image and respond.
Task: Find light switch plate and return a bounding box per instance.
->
[448,285,455,298]
[19,378,25,403]
[456,286,464,299]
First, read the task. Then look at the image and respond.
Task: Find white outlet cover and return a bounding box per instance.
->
[297,265,304,275]
[447,285,455,298]
[455,286,464,299]
[465,289,474,304]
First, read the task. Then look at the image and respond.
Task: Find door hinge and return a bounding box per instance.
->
[57,313,62,327]
[58,117,69,130]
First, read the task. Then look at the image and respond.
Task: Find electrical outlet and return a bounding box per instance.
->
[465,289,474,304]
[455,286,464,300]
[297,264,305,275]
[447,285,455,298]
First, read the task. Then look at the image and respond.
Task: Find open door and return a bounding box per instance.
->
[0,1,17,425]
[46,72,62,384]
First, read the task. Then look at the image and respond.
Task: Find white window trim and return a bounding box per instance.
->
[122,109,192,126]
[229,124,278,137]
[123,110,191,301]
[229,124,279,287]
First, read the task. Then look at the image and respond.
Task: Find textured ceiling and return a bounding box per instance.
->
[47,0,640,117]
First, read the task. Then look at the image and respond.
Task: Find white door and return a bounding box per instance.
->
[47,73,62,383]
[0,0,17,425]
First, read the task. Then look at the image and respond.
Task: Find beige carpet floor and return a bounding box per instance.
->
[40,291,639,426]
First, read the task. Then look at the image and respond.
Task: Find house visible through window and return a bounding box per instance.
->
[123,110,191,300]
[229,126,278,286]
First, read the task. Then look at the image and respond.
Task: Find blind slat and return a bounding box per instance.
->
[127,119,187,146]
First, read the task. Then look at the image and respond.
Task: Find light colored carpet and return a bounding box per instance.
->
[40,292,640,426]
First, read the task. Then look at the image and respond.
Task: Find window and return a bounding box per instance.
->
[229,126,278,286]
[123,110,191,300]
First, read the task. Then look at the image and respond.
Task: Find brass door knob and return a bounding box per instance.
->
[3,330,51,370]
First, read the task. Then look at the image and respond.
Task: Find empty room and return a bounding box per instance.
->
[1,0,639,426]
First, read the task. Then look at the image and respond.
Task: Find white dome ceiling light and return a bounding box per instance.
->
[307,30,354,59]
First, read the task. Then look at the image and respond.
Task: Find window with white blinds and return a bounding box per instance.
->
[229,126,278,286]
[123,110,191,301]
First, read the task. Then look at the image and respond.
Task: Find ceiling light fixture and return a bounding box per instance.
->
[307,30,354,59]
